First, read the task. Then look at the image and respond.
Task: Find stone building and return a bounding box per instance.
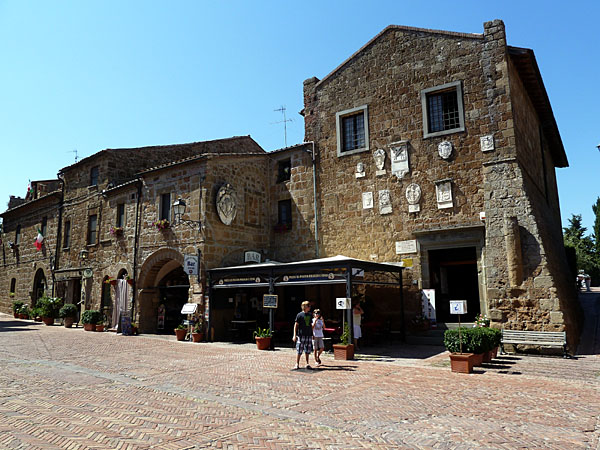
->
[301,19,580,346]
[0,20,580,349]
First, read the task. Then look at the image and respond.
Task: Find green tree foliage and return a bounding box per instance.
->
[563,210,600,286]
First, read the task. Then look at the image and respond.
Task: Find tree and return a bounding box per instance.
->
[592,197,600,257]
[564,213,599,286]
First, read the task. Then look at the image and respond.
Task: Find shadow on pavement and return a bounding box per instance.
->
[0,319,42,332]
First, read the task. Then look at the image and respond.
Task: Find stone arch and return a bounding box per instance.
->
[32,268,47,307]
[138,247,185,289]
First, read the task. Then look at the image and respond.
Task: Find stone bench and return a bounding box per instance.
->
[501,329,568,358]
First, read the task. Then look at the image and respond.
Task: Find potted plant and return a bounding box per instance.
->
[174,323,187,341]
[480,327,501,361]
[18,304,31,320]
[153,219,170,230]
[59,303,78,328]
[131,322,139,335]
[95,314,106,332]
[109,226,124,237]
[444,328,475,374]
[31,307,43,322]
[333,323,354,360]
[81,310,100,331]
[37,296,63,325]
[191,321,204,343]
[12,300,23,318]
[253,327,272,350]
[466,327,486,366]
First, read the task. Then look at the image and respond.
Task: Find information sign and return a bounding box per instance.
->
[181,303,198,315]
[183,255,199,275]
[262,294,278,309]
[336,297,351,310]
[450,300,467,315]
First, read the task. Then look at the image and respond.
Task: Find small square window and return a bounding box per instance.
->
[277,159,291,183]
[336,105,369,157]
[160,193,171,221]
[90,166,99,186]
[421,81,465,138]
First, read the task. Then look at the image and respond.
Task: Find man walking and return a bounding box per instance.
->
[293,301,313,369]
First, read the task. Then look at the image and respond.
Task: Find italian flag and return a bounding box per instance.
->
[34,228,43,251]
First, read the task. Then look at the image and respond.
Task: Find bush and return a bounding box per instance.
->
[444,327,500,353]
[12,300,24,314]
[31,307,42,318]
[340,322,351,345]
[19,305,31,317]
[480,327,501,350]
[37,296,63,319]
[81,309,102,324]
[59,303,78,319]
[443,328,469,353]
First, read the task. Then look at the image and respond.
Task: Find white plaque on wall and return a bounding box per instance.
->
[378,190,392,215]
[395,239,417,254]
[390,142,410,179]
[480,135,495,152]
[435,180,453,209]
[355,162,366,178]
[405,183,421,213]
[438,141,453,160]
[362,192,373,209]
[373,149,386,176]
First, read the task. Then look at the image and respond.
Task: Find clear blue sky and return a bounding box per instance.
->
[1,1,598,232]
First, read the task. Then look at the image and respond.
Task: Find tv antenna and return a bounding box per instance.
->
[67,149,78,163]
[272,106,292,148]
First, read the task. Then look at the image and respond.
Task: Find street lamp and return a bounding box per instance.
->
[172,198,202,232]
[79,249,89,261]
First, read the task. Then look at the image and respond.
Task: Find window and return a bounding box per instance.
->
[15,225,21,245]
[421,81,465,138]
[90,166,99,186]
[160,193,171,221]
[64,221,71,248]
[278,199,292,225]
[116,203,125,228]
[277,159,291,183]
[336,105,369,156]
[87,215,97,245]
[41,217,47,237]
[10,278,16,294]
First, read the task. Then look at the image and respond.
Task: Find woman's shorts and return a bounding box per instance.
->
[313,336,324,350]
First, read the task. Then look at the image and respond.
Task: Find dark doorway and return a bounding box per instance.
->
[157,266,190,333]
[32,269,47,307]
[428,247,480,322]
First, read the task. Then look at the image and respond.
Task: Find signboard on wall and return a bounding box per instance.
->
[245,251,261,264]
[184,255,199,275]
[262,294,278,309]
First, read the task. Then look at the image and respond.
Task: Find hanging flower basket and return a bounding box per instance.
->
[109,226,124,237]
[153,219,170,230]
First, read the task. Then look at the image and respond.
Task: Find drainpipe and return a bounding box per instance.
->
[131,179,142,318]
[304,141,319,258]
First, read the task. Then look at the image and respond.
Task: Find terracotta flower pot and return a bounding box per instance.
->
[175,329,187,341]
[491,347,498,359]
[255,336,271,350]
[42,317,54,326]
[472,353,484,367]
[95,324,105,332]
[64,317,75,328]
[333,344,354,360]
[449,353,475,373]
[127,279,134,285]
[13,313,18,318]
[192,332,203,343]
[83,323,95,331]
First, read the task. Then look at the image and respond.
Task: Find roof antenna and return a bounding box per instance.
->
[66,149,78,163]
[272,106,292,148]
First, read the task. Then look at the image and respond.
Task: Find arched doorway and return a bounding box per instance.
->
[32,269,47,307]
[137,248,189,333]
[101,276,113,327]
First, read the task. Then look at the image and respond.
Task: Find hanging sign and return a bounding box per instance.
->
[181,303,198,315]
[262,294,278,309]
[184,255,199,275]
[450,300,467,315]
[336,298,351,310]
[245,251,261,264]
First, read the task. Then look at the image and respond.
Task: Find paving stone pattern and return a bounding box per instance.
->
[0,314,598,449]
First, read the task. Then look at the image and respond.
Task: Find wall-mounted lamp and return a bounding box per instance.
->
[79,249,89,261]
[172,198,202,232]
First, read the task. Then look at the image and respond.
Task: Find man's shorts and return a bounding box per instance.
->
[313,336,324,350]
[296,335,313,354]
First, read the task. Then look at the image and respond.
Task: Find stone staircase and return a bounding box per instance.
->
[405,322,475,346]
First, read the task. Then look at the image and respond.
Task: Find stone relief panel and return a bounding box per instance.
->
[378,189,392,215]
[480,135,495,152]
[435,180,453,209]
[362,192,373,209]
[405,183,421,213]
[355,162,366,178]
[216,183,237,225]
[373,149,386,176]
[390,141,410,179]
[438,141,453,160]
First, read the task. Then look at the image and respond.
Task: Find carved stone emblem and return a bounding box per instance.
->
[405,183,421,213]
[378,189,392,215]
[216,184,237,225]
[362,192,373,209]
[391,142,410,179]
[355,162,365,178]
[438,141,453,160]
[435,180,453,209]
[373,149,386,175]
[480,135,495,152]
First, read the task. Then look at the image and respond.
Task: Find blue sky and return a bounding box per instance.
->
[1,1,598,232]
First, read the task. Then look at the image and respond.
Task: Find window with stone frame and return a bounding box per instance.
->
[277,199,292,227]
[160,193,171,221]
[87,214,98,245]
[421,81,465,138]
[15,225,21,245]
[63,220,71,248]
[335,105,369,157]
[277,159,291,183]
[90,166,99,186]
[116,203,125,228]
